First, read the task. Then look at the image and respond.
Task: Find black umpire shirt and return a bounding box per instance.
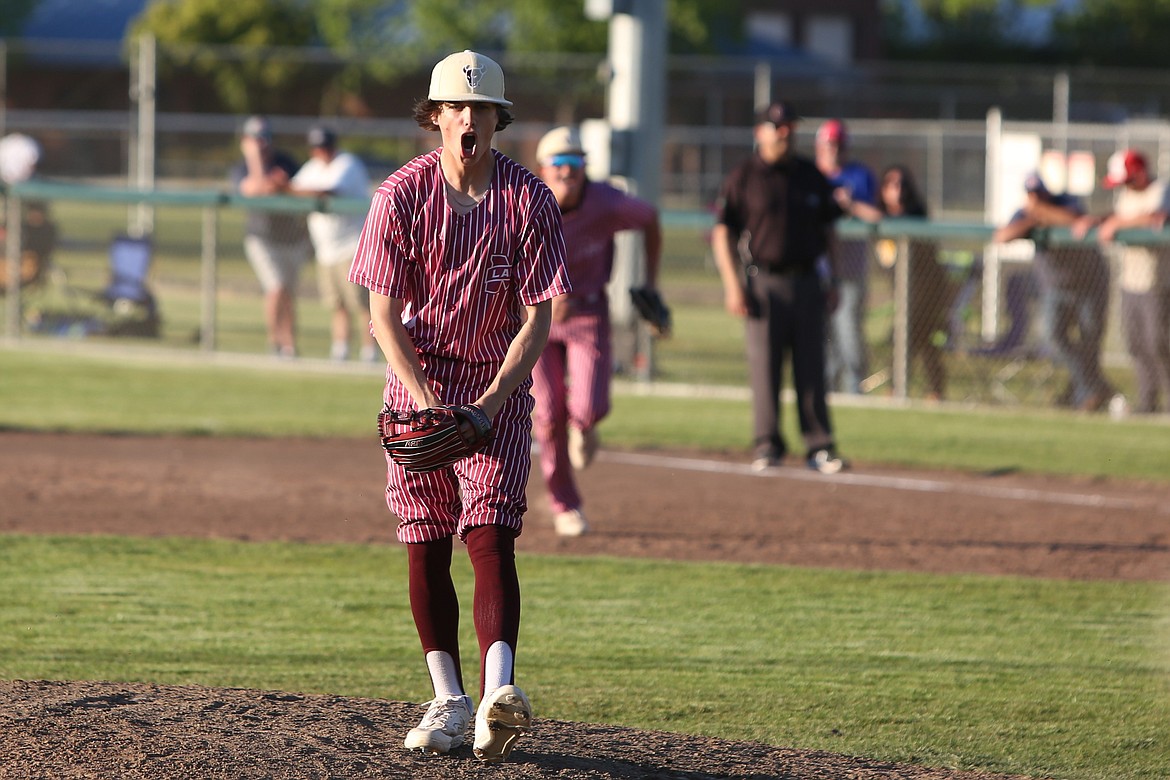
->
[715,153,842,274]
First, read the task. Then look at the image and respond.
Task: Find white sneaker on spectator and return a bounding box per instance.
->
[403,694,472,755]
[554,508,589,537]
[473,685,532,763]
[568,426,599,470]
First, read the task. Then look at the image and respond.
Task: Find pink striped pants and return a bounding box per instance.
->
[382,356,535,543]
[530,311,612,513]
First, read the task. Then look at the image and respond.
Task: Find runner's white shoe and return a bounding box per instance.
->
[554,508,589,537]
[403,694,472,755]
[568,426,599,470]
[473,685,532,763]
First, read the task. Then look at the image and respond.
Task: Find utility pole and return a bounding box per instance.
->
[584,0,667,380]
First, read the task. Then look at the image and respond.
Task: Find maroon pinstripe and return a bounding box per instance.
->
[349,149,569,543]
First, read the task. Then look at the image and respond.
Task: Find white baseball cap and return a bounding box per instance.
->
[0,133,41,184]
[536,126,585,165]
[428,50,512,107]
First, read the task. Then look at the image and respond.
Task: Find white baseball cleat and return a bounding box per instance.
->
[473,684,532,763]
[403,694,472,755]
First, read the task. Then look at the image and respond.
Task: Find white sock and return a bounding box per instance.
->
[330,341,349,361]
[425,650,464,700]
[482,640,514,698]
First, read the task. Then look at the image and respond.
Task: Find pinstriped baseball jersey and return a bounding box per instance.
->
[349,148,570,364]
[557,181,657,312]
[349,147,570,543]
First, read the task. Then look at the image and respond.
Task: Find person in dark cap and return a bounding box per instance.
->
[290,125,377,362]
[711,100,849,474]
[994,171,1113,411]
[230,115,311,358]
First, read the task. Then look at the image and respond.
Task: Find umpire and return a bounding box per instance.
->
[711,100,849,474]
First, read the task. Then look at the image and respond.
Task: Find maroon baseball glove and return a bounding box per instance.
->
[378,404,493,472]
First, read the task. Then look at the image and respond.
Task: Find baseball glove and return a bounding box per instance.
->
[378,404,493,472]
[629,286,672,337]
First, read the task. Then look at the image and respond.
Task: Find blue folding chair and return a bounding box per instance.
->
[100,235,160,337]
[103,236,153,304]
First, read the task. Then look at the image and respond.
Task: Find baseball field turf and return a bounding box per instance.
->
[1,345,1168,779]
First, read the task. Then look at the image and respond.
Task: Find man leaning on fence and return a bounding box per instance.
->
[231,115,312,359]
[1073,150,1170,415]
[290,125,378,363]
[994,172,1114,412]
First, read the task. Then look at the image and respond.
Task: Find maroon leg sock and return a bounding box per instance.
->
[406,537,464,692]
[465,525,521,697]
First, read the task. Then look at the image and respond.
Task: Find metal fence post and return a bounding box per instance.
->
[4,192,22,340]
[892,236,910,398]
[199,204,218,352]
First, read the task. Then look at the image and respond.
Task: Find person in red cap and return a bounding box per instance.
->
[1073,149,1170,414]
[815,118,881,396]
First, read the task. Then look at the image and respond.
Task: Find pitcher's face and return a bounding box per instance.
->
[436,101,499,167]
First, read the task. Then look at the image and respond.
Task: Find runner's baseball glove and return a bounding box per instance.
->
[629,286,672,337]
[378,404,493,472]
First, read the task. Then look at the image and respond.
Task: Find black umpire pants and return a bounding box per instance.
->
[744,269,836,458]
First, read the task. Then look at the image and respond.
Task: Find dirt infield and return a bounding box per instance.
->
[1,431,1167,779]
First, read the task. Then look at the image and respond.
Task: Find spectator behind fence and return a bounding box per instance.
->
[231,115,311,359]
[290,125,378,363]
[0,133,56,291]
[815,119,881,395]
[994,172,1114,411]
[877,165,950,400]
[711,100,848,475]
[1073,150,1170,414]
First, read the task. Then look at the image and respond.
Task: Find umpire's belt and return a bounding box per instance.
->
[745,264,801,278]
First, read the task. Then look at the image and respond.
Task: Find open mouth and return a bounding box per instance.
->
[460,132,477,156]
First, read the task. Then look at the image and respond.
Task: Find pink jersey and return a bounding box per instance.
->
[559,180,657,312]
[349,148,571,364]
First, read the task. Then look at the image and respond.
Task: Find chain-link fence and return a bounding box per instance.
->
[844,223,1130,410]
[5,179,1162,414]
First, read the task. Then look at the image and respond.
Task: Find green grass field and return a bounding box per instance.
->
[1,345,1169,780]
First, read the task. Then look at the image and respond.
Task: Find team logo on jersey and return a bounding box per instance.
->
[463,65,485,91]
[484,255,511,294]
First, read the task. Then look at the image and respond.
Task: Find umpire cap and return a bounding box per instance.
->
[756,101,800,127]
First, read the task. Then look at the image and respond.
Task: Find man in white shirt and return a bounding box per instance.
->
[1074,149,1170,414]
[291,126,377,362]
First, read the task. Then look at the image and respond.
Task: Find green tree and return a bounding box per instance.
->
[409,0,733,56]
[127,0,315,113]
[1,0,40,37]
[884,0,1057,63]
[1052,0,1170,68]
[406,0,736,119]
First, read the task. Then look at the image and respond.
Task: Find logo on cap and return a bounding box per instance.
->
[463,65,484,90]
